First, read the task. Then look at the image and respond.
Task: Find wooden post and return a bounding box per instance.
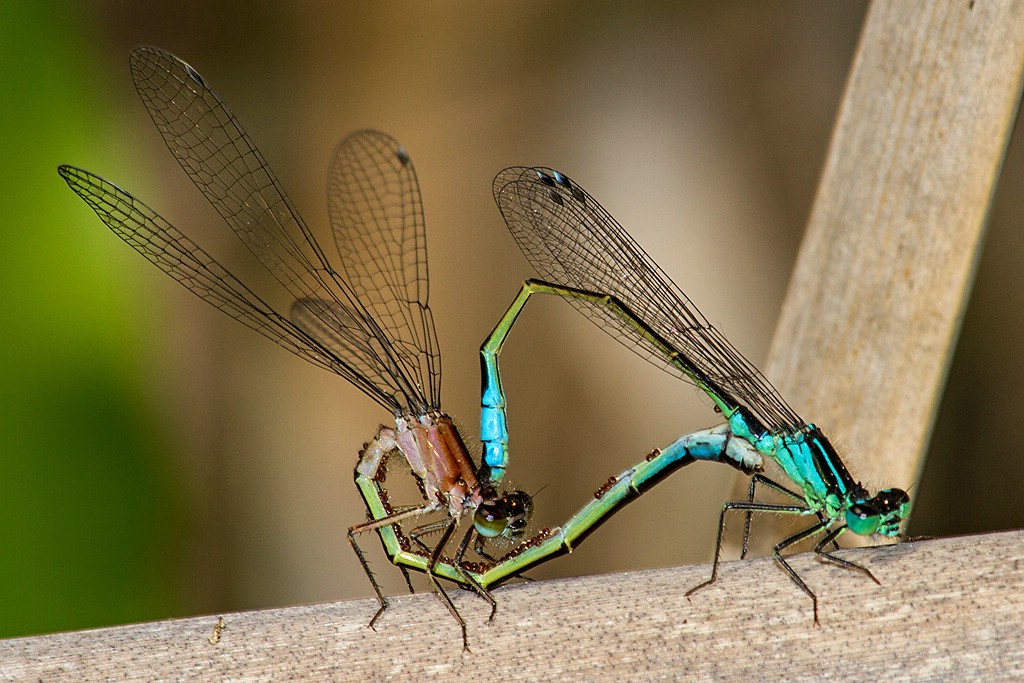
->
[731,2,1024,549]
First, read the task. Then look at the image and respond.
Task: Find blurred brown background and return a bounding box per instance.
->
[2,1,1022,639]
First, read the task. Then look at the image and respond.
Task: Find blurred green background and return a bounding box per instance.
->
[2,1,1022,639]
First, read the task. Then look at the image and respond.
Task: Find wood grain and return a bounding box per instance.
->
[2,530,1020,681]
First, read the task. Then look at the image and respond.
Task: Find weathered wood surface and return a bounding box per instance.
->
[1,530,1020,681]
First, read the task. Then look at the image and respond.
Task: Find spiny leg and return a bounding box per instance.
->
[408,518,453,554]
[450,526,499,621]
[813,525,880,585]
[702,505,883,625]
[411,519,500,616]
[388,512,427,595]
[424,519,472,651]
[739,475,804,558]
[818,517,843,554]
[739,475,840,559]
[769,519,831,624]
[348,503,440,629]
[686,499,810,599]
[347,526,389,628]
[732,481,880,619]
[398,567,416,595]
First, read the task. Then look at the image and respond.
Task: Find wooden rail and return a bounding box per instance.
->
[2,530,1021,680]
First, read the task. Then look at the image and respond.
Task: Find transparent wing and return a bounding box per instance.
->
[326,130,441,410]
[122,46,433,413]
[58,165,395,405]
[492,167,802,435]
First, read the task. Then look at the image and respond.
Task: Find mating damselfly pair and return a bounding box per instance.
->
[59,47,909,649]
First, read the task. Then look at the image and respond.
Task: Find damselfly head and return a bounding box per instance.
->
[473,489,533,541]
[845,488,911,537]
